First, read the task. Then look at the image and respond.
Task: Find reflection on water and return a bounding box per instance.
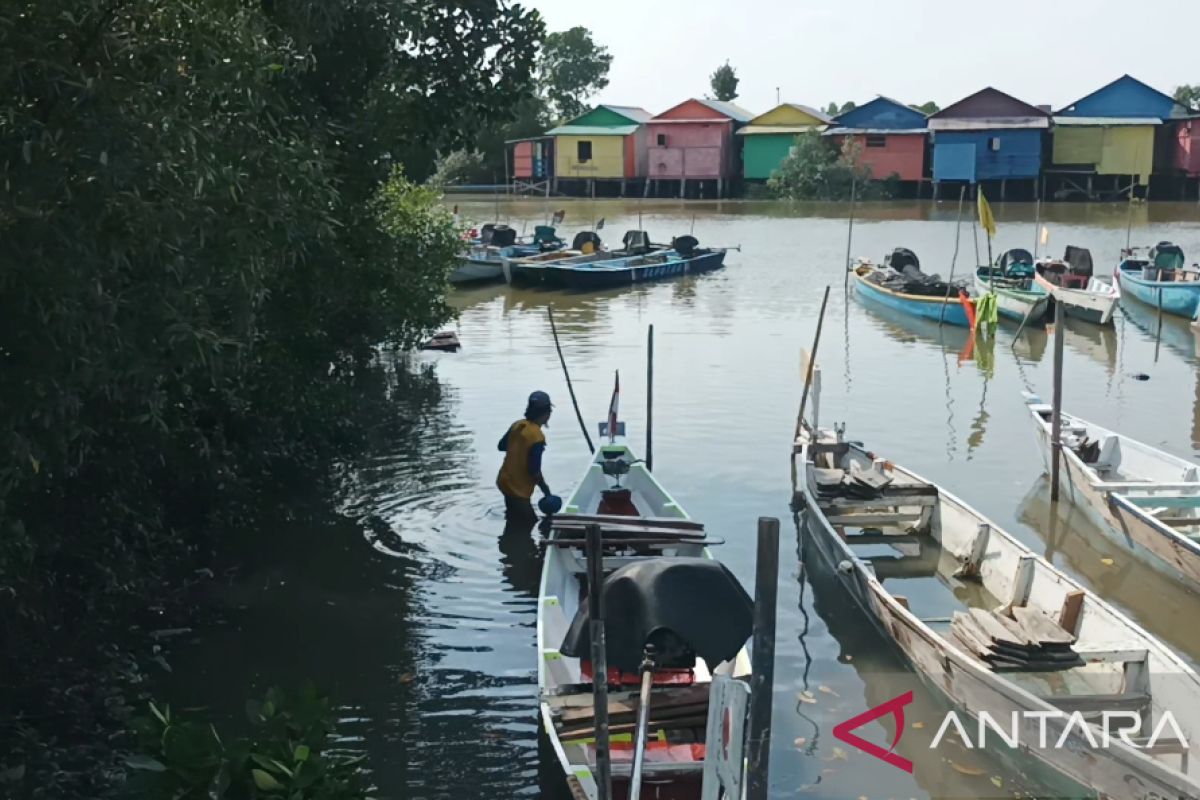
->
[154,199,1200,799]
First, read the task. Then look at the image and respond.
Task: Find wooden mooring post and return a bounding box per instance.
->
[1050,300,1065,502]
[746,516,780,800]
[646,324,654,472]
[585,523,613,800]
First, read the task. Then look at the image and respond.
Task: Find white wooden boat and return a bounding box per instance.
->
[974,268,1051,323]
[538,413,752,800]
[1022,394,1200,589]
[793,424,1200,798]
[450,251,505,284]
[1034,247,1119,326]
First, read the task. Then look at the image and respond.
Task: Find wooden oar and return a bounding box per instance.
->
[794,286,831,439]
[547,306,595,454]
[628,645,658,800]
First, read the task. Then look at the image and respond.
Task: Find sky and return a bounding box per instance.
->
[528,0,1199,116]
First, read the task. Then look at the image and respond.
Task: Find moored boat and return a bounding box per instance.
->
[1033,246,1119,326]
[504,231,660,287]
[538,382,753,800]
[552,237,725,291]
[974,249,1050,323]
[849,249,974,328]
[792,421,1200,799]
[451,224,565,285]
[1116,242,1200,318]
[1021,394,1200,590]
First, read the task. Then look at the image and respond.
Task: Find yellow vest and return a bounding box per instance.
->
[497,420,545,499]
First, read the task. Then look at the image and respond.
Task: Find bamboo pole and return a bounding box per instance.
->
[1032,176,1044,259]
[547,307,595,454]
[843,175,858,292]
[646,325,654,471]
[1050,300,1065,502]
[939,185,967,325]
[795,286,831,438]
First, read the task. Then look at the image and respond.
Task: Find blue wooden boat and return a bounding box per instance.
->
[504,231,661,287]
[1115,243,1200,319]
[553,237,726,290]
[850,257,973,327]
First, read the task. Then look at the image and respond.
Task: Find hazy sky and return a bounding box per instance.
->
[529,0,1199,116]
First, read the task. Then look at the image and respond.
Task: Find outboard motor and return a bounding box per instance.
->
[479,223,496,246]
[1151,242,1185,271]
[885,247,921,273]
[490,225,517,248]
[671,235,699,257]
[622,230,651,255]
[571,231,602,252]
[1063,245,1094,277]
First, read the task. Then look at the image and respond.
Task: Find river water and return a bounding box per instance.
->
[156,199,1200,799]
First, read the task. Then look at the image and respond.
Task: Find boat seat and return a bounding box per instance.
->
[1039,652,1151,722]
[542,596,577,686]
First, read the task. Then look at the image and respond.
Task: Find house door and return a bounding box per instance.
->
[933,143,976,183]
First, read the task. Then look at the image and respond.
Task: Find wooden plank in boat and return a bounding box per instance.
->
[840,532,924,546]
[825,495,937,511]
[551,514,705,531]
[1058,591,1085,636]
[546,536,723,548]
[1041,692,1150,714]
[1011,606,1077,647]
[991,611,1038,647]
[968,608,1028,649]
[951,614,1035,660]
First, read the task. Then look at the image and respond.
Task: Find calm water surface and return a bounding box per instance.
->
[157,199,1200,799]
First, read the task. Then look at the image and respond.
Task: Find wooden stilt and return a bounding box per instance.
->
[746,517,780,800]
[1050,300,1065,502]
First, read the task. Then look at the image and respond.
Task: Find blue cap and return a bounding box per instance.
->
[538,494,563,515]
[528,390,553,410]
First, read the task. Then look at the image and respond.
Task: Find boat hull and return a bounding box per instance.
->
[797,439,1200,798]
[974,272,1050,322]
[1117,264,1200,318]
[450,257,504,284]
[1032,272,1118,325]
[1024,402,1200,590]
[558,250,725,290]
[851,269,971,327]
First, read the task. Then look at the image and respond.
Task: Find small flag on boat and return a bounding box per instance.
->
[552,209,566,224]
[607,370,620,439]
[977,190,996,238]
[596,217,605,230]
[1041,225,1050,246]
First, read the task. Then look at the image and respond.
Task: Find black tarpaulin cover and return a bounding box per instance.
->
[560,557,753,673]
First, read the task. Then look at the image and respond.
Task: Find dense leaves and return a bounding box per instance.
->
[539,26,613,120]
[0,0,541,795]
[768,132,895,201]
[1175,84,1200,111]
[911,100,940,115]
[124,687,366,799]
[709,61,740,102]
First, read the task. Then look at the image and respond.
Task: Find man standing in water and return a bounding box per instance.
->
[497,391,553,528]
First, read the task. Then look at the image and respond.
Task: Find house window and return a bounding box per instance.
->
[865,134,887,148]
[656,133,668,147]
[988,137,1002,151]
[577,140,592,162]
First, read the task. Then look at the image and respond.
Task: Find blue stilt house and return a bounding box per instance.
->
[928,87,1050,200]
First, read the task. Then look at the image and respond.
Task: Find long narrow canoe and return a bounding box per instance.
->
[850,261,973,327]
[552,249,725,290]
[793,426,1200,798]
[538,428,752,800]
[1117,257,1200,319]
[974,268,1051,323]
[1022,394,1200,590]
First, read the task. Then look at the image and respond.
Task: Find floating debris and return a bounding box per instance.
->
[422,331,461,352]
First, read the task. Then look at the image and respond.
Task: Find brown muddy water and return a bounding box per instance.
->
[153,199,1200,799]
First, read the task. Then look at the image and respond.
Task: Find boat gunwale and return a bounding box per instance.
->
[850,264,971,307]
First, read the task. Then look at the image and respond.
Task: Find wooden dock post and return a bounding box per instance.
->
[1050,300,1065,502]
[646,324,654,472]
[746,517,780,800]
[585,523,613,800]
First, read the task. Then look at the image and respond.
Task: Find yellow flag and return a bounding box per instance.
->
[977,190,996,238]
[1040,225,1050,246]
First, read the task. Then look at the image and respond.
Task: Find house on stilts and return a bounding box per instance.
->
[824,97,929,196]
[545,105,651,197]
[645,98,754,198]
[737,103,831,183]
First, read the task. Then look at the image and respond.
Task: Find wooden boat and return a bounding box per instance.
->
[974,249,1050,324]
[1116,243,1200,319]
[849,256,974,328]
[553,239,725,291]
[538,394,753,800]
[503,232,664,287]
[1021,394,1200,589]
[452,224,565,285]
[793,424,1200,798]
[1033,246,1119,326]
[420,331,460,352]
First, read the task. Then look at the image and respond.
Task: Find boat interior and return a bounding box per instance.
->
[803,435,1200,775]
[1032,407,1200,532]
[1121,243,1200,282]
[539,444,752,786]
[1037,246,1095,289]
[981,248,1038,292]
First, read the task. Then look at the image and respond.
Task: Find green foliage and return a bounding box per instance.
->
[428,149,488,187]
[911,101,940,115]
[539,26,613,120]
[824,101,857,116]
[124,687,366,799]
[768,132,893,201]
[1175,85,1200,110]
[709,61,740,102]
[0,0,539,791]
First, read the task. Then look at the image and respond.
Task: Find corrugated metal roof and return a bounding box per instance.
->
[544,124,638,136]
[1051,116,1161,126]
[736,124,825,135]
[600,105,652,122]
[928,118,1050,131]
[696,98,755,122]
[822,127,927,136]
